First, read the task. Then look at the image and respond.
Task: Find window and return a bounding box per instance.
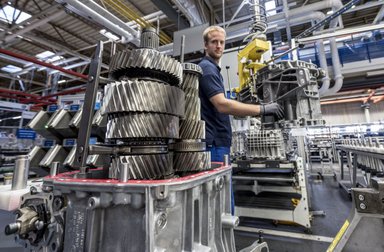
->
[1,65,22,73]
[265,0,276,16]
[0,5,31,24]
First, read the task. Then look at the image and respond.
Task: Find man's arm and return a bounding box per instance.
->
[210,93,284,118]
[209,93,261,117]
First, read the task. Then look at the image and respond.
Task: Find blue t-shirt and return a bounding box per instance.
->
[198,56,232,147]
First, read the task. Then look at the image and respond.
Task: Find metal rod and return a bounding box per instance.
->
[11,155,29,190]
[180,35,186,63]
[74,42,103,177]
[50,162,60,177]
[0,48,88,80]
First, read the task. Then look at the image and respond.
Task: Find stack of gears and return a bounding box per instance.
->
[102,27,210,180]
[172,63,211,172]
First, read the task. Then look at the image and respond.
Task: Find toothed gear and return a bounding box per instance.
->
[172,141,206,152]
[109,49,183,86]
[106,113,179,139]
[101,80,185,117]
[180,73,199,91]
[179,120,205,139]
[173,151,211,172]
[110,153,173,180]
[184,95,201,121]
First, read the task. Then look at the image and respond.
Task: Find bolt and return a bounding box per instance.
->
[34,220,44,230]
[358,194,365,201]
[359,203,366,210]
[88,76,94,82]
[30,186,38,195]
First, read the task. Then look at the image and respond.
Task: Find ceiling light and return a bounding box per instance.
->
[1,65,23,73]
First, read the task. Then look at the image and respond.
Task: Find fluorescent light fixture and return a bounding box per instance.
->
[100,29,120,41]
[0,5,31,24]
[12,116,21,120]
[58,80,67,84]
[327,10,334,15]
[36,51,55,59]
[1,65,23,73]
[36,51,64,63]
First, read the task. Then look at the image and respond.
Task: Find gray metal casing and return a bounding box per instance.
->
[37,165,236,252]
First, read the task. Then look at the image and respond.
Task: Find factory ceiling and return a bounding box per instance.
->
[0,0,383,104]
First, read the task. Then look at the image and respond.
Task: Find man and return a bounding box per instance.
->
[199,25,284,163]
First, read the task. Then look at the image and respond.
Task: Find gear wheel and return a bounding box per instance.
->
[173,151,211,172]
[111,153,173,180]
[109,49,183,86]
[106,113,179,139]
[184,94,200,120]
[180,72,200,91]
[179,119,205,139]
[102,80,185,117]
[171,141,206,152]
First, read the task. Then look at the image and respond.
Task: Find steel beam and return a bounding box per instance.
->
[149,0,190,29]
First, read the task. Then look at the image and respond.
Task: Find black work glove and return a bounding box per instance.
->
[260,103,284,119]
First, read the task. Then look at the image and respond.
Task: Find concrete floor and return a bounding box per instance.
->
[234,173,353,252]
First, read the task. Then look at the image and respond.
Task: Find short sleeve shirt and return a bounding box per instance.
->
[198,56,232,147]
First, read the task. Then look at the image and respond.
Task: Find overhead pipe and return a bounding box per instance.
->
[23,34,109,70]
[321,95,384,105]
[170,0,204,27]
[317,39,331,96]
[58,0,140,45]
[0,48,88,80]
[102,0,172,44]
[0,88,55,101]
[0,73,46,87]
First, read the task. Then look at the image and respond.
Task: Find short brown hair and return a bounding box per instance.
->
[203,25,226,43]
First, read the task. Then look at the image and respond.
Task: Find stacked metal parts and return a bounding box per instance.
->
[330,139,384,252]
[27,106,106,171]
[173,63,210,172]
[104,27,185,179]
[4,29,238,252]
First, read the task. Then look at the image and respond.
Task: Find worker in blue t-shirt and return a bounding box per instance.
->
[199,25,284,163]
[199,25,284,215]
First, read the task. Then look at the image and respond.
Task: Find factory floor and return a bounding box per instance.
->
[234,162,354,252]
[0,162,354,252]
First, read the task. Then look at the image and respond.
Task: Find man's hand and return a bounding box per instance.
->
[260,103,284,119]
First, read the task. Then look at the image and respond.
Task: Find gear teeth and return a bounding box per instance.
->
[173,151,211,172]
[180,72,200,90]
[109,49,183,86]
[184,96,200,120]
[172,141,206,152]
[106,113,179,139]
[179,120,205,139]
[101,80,185,117]
[111,153,173,180]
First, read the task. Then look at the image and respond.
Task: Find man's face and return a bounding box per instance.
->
[204,31,225,61]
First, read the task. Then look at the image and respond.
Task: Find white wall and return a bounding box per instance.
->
[221,49,240,91]
[321,101,384,125]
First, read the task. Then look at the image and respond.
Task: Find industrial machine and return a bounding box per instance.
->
[231,0,325,231]
[2,28,242,252]
[328,139,384,252]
